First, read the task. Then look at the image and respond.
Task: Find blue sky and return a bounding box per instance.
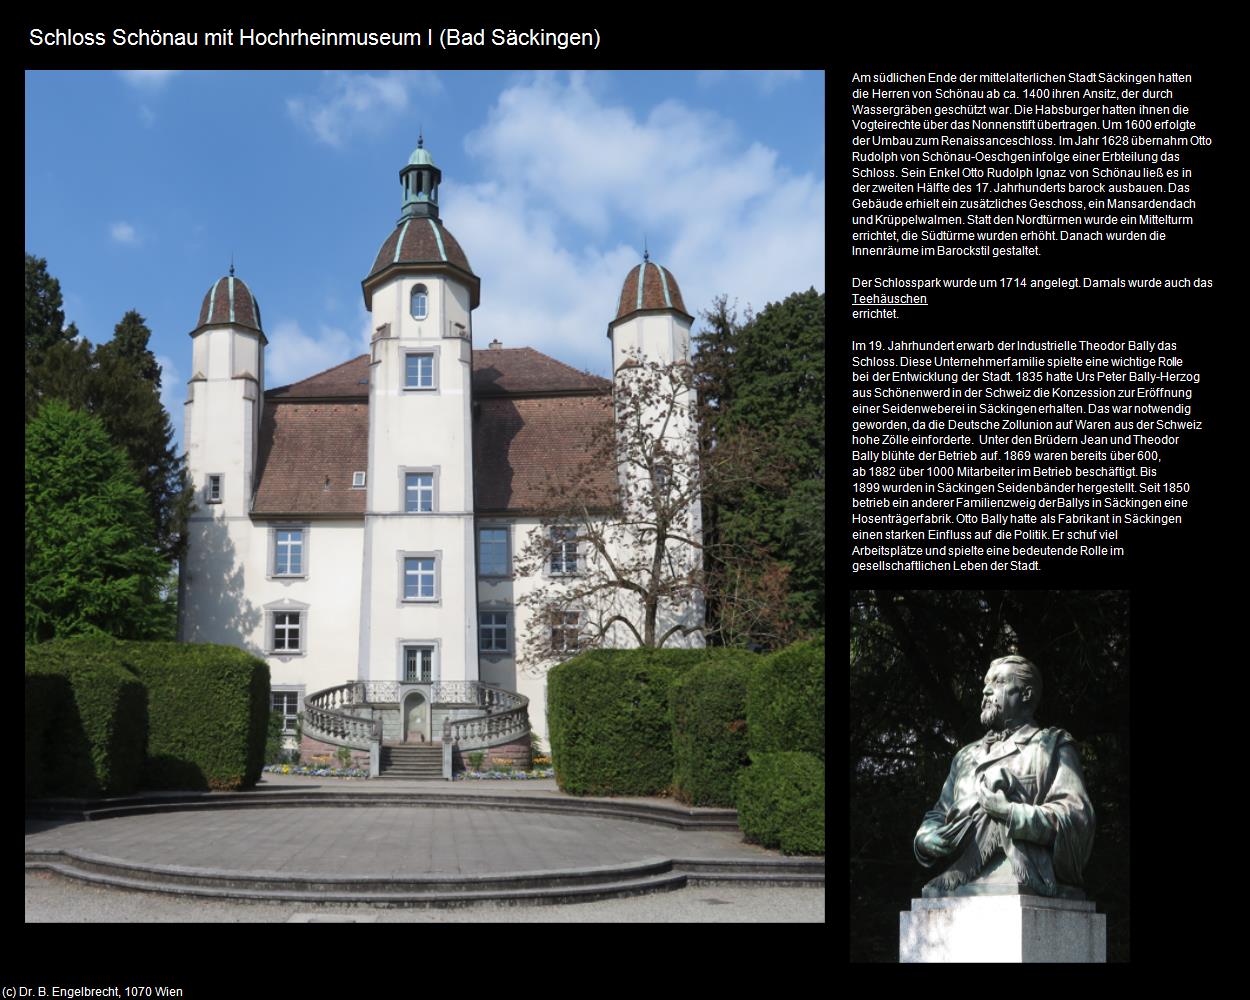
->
[26,70,824,448]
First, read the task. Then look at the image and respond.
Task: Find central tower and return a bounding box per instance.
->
[357,137,481,686]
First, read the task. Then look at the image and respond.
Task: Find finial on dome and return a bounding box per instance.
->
[418,127,424,149]
[229,253,235,278]
[643,235,650,263]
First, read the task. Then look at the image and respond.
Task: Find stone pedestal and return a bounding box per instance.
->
[899,894,1106,962]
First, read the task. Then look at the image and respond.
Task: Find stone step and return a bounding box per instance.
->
[25,852,690,905]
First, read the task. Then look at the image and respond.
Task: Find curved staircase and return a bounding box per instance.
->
[301,681,530,780]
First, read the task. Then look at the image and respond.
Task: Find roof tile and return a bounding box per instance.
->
[252,402,369,516]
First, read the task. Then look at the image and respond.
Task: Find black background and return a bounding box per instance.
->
[844,32,1234,970]
[19,11,1237,979]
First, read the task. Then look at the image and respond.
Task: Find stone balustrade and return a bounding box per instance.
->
[302,679,530,765]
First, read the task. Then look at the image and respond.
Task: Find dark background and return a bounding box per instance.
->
[843,43,1232,965]
[850,590,1129,961]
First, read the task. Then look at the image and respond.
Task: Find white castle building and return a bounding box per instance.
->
[177,138,703,777]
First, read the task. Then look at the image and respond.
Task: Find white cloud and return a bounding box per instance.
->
[118,70,180,91]
[455,74,824,374]
[695,70,803,94]
[111,222,139,245]
[264,319,366,387]
[756,70,803,94]
[287,71,443,147]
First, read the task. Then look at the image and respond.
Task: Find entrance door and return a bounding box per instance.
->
[403,692,428,743]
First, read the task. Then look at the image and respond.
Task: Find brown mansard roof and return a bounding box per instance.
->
[253,347,612,516]
[473,395,615,513]
[265,349,609,400]
[251,402,369,516]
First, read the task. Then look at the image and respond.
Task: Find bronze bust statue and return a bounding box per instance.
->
[913,655,1095,897]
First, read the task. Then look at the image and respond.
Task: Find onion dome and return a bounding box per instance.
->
[191,267,265,340]
[362,136,480,309]
[612,255,691,326]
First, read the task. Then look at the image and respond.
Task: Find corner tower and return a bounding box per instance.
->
[606,253,704,649]
[179,269,266,641]
[607,253,693,373]
[184,268,266,519]
[357,137,481,685]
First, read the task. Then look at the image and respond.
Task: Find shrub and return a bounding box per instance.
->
[748,635,825,759]
[25,668,72,799]
[547,648,738,797]
[25,637,147,796]
[734,751,825,854]
[670,652,759,806]
[114,641,270,791]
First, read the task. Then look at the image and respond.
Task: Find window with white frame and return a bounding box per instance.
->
[403,557,437,601]
[478,527,509,576]
[410,284,429,320]
[551,610,582,653]
[206,474,223,503]
[479,611,510,653]
[273,528,304,576]
[550,526,579,574]
[271,690,300,733]
[272,611,302,652]
[403,645,434,682]
[352,471,366,489]
[404,352,435,389]
[405,472,435,513]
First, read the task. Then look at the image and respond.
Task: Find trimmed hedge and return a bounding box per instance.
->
[547,648,722,796]
[115,641,270,791]
[734,751,825,854]
[670,653,759,806]
[748,634,825,759]
[25,638,147,797]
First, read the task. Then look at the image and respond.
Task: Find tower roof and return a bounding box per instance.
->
[191,272,265,338]
[362,137,479,309]
[612,259,691,325]
[362,217,479,309]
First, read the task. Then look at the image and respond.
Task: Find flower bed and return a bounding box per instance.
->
[455,768,555,781]
[262,764,369,779]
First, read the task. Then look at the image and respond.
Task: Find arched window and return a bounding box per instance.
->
[410,284,428,320]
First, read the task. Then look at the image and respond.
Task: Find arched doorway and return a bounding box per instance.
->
[403,692,428,743]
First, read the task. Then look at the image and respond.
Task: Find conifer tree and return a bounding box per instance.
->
[26,401,172,642]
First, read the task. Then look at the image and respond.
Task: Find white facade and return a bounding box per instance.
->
[178,142,703,745]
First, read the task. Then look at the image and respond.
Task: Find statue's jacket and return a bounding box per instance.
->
[914,723,1095,896]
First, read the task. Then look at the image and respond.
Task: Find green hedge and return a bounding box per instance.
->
[25,638,147,797]
[670,652,759,806]
[748,634,825,759]
[734,751,825,854]
[115,641,270,791]
[547,648,724,796]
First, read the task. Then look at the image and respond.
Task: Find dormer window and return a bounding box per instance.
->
[410,284,429,320]
[352,471,367,489]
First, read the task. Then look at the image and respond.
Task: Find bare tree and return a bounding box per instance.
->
[514,355,705,672]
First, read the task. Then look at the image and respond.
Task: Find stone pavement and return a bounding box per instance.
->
[25,774,821,898]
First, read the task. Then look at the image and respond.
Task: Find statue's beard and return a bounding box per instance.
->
[981,702,1004,729]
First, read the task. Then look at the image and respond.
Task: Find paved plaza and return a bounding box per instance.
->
[25,773,824,921]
